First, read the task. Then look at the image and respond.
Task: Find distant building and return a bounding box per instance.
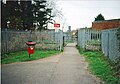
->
[92,19,120,30]
[64,26,72,42]
[68,26,71,32]
[71,30,77,42]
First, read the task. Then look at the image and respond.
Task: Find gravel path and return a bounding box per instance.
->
[2,43,103,84]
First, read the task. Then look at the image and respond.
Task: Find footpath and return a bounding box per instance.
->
[2,43,102,84]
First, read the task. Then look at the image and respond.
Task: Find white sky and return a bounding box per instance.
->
[55,0,120,31]
[2,0,120,31]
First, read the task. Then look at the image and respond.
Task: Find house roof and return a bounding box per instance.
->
[93,18,120,23]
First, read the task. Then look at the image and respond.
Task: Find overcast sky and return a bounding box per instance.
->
[55,0,120,31]
[2,0,120,31]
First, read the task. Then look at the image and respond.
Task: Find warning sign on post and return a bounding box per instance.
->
[54,23,60,28]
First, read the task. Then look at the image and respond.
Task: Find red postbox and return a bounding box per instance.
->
[26,41,36,58]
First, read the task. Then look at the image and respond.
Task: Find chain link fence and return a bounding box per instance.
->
[1,29,63,55]
[78,28,120,62]
[102,28,120,61]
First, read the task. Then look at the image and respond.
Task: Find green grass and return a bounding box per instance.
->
[77,47,120,84]
[1,50,61,64]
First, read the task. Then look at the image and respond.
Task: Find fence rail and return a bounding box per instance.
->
[102,28,120,61]
[78,28,120,62]
[1,29,63,55]
[78,28,101,51]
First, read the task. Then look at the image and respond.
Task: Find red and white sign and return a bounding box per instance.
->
[54,23,60,28]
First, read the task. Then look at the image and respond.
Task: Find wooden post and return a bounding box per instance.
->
[29,54,30,58]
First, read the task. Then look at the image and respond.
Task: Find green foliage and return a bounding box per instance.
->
[77,47,120,84]
[1,50,60,64]
[94,14,105,21]
[1,1,8,28]
[1,0,54,30]
[33,0,53,30]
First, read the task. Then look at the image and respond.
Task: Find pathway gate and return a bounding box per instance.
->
[78,28,101,51]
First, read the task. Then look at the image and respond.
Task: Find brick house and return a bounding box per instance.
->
[92,19,120,30]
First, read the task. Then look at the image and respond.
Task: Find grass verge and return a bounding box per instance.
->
[1,50,61,64]
[77,47,120,84]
